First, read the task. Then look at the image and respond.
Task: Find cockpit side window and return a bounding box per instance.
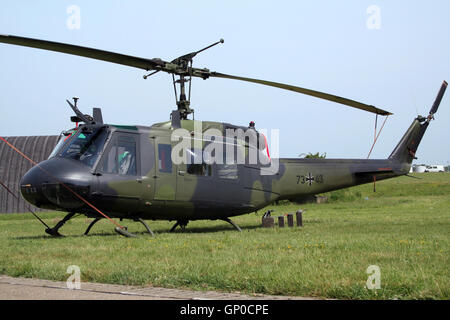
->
[117,136,137,175]
[99,133,138,176]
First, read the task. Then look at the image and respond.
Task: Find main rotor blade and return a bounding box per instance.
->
[209,72,392,115]
[0,34,393,116]
[0,34,164,71]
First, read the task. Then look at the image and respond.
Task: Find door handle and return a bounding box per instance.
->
[136,178,143,183]
[178,170,185,176]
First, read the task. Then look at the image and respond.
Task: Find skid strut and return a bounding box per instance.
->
[84,217,102,235]
[45,212,76,237]
[221,218,242,232]
[169,220,189,232]
[136,218,155,237]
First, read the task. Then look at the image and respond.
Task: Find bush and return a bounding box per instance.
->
[328,189,362,202]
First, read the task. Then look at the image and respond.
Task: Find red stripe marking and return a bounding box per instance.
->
[262,133,271,160]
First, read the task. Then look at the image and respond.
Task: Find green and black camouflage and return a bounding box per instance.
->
[0,34,446,235]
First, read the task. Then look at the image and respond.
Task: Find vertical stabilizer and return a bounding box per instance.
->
[389,81,447,166]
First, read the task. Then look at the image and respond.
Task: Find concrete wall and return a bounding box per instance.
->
[0,136,59,213]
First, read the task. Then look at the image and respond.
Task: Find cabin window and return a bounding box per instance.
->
[185,148,212,176]
[215,139,239,180]
[187,163,212,176]
[158,144,172,173]
[217,163,238,180]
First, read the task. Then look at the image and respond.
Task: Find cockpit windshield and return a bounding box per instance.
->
[48,129,77,159]
[58,127,109,168]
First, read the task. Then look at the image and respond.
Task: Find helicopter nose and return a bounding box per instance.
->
[20,157,93,210]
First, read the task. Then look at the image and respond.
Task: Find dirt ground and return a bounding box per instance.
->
[0,275,317,300]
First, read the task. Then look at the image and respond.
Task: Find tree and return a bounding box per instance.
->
[299,152,327,159]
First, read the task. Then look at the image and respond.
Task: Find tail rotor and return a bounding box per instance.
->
[389,80,447,165]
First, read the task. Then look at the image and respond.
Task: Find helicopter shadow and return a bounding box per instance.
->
[11,223,262,240]
[157,224,261,235]
[12,232,119,241]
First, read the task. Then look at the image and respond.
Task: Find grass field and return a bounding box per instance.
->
[0,173,448,299]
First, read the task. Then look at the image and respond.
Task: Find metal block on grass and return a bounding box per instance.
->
[296,210,303,227]
[262,217,274,228]
[287,213,294,227]
[278,215,285,227]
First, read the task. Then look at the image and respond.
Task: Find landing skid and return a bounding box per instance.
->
[45,214,241,237]
[84,217,154,237]
[169,218,242,232]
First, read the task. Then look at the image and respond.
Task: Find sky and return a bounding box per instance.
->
[0,1,449,166]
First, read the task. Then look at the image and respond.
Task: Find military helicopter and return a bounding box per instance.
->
[0,34,447,237]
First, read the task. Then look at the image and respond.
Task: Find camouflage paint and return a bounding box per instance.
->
[19,114,439,224]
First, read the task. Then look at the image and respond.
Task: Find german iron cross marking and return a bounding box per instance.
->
[306,173,315,186]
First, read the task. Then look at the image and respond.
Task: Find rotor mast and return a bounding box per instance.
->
[174,73,192,120]
[169,39,224,120]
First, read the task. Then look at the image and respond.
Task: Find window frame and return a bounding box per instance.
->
[157,143,173,174]
[96,131,140,176]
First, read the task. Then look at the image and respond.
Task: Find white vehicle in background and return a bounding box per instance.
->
[413,165,427,173]
[425,165,445,172]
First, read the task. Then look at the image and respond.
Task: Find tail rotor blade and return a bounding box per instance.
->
[429,80,448,115]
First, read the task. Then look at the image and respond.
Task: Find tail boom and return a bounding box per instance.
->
[276,80,447,201]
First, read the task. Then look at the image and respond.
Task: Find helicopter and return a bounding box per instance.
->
[0,34,447,237]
